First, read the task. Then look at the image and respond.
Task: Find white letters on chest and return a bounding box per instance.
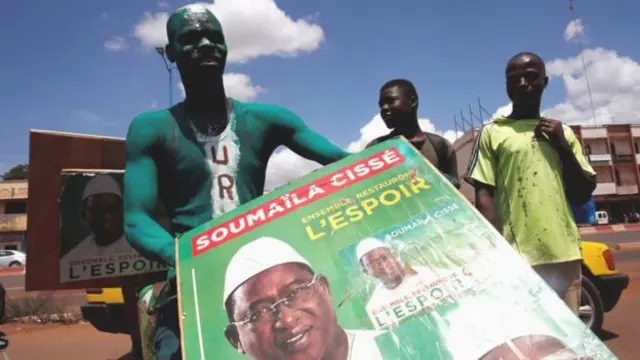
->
[190,112,241,217]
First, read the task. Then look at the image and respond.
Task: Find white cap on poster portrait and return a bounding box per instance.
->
[223,237,311,305]
[355,237,391,262]
[83,174,122,200]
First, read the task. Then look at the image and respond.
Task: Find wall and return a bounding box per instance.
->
[594,166,614,183]
[0,180,28,251]
[615,165,637,186]
[0,180,28,201]
[583,138,608,154]
[582,127,607,138]
[610,138,633,155]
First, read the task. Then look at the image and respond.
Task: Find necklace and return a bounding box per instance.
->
[187,98,233,139]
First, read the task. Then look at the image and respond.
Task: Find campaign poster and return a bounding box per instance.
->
[59,170,170,283]
[176,138,617,360]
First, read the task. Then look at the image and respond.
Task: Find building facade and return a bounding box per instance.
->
[0,180,28,251]
[452,123,640,224]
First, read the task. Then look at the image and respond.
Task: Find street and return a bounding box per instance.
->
[1,231,639,359]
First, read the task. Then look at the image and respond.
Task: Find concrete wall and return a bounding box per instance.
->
[616,166,637,186]
[610,138,633,155]
[582,127,607,139]
[583,138,608,154]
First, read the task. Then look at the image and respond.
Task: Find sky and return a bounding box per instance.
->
[2,0,640,189]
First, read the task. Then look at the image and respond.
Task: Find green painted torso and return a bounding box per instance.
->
[151,99,280,235]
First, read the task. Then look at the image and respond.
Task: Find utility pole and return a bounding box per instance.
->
[155,47,174,106]
[569,0,598,125]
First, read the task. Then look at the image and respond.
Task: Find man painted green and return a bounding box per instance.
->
[123,4,348,359]
[465,52,596,315]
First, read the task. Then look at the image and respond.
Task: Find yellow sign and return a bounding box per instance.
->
[0,214,27,232]
[0,181,28,201]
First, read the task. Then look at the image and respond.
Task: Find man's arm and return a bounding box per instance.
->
[537,119,596,204]
[364,138,380,149]
[464,126,500,229]
[273,106,349,164]
[444,142,460,189]
[123,115,176,267]
[476,185,499,229]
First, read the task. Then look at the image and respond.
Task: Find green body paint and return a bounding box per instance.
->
[125,6,348,356]
[124,100,348,276]
[165,4,228,78]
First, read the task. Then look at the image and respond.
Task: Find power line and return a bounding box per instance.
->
[569,0,598,126]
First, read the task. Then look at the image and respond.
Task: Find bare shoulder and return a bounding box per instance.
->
[365,137,383,149]
[126,108,175,149]
[240,100,306,132]
[240,101,294,119]
[425,132,455,154]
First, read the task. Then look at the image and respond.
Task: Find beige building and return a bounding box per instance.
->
[0,180,28,251]
[453,123,640,223]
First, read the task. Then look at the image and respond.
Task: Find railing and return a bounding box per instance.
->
[593,182,616,196]
[0,214,27,232]
[588,154,611,162]
[612,154,634,162]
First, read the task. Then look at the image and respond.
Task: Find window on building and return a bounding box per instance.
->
[615,169,621,185]
[585,144,592,154]
[4,245,17,251]
[611,143,617,156]
[635,142,640,154]
[4,201,26,214]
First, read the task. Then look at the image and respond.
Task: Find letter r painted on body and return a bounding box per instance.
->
[217,174,235,201]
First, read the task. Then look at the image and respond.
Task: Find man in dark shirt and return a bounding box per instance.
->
[366,79,459,187]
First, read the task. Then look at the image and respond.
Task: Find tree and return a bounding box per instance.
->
[2,164,28,180]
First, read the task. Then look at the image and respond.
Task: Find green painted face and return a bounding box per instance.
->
[166,4,228,76]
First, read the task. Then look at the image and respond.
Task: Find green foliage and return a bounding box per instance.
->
[1,164,28,180]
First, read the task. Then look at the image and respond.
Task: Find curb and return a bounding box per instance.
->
[0,267,25,276]
[579,224,640,234]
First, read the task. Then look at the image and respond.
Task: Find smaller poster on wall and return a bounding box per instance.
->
[59,169,170,283]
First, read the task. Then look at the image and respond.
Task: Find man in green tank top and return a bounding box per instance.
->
[123,4,348,359]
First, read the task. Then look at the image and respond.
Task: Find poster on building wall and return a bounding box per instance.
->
[59,170,170,283]
[175,138,617,360]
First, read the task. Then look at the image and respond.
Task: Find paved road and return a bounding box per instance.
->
[0,273,25,291]
[583,229,640,246]
[3,323,132,360]
[599,256,640,359]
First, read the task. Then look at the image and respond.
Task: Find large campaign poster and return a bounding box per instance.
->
[59,170,170,283]
[175,138,617,360]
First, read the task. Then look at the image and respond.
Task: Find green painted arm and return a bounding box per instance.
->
[123,115,176,267]
[276,106,349,164]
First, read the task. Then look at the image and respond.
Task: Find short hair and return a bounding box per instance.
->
[380,79,418,101]
[506,52,546,74]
